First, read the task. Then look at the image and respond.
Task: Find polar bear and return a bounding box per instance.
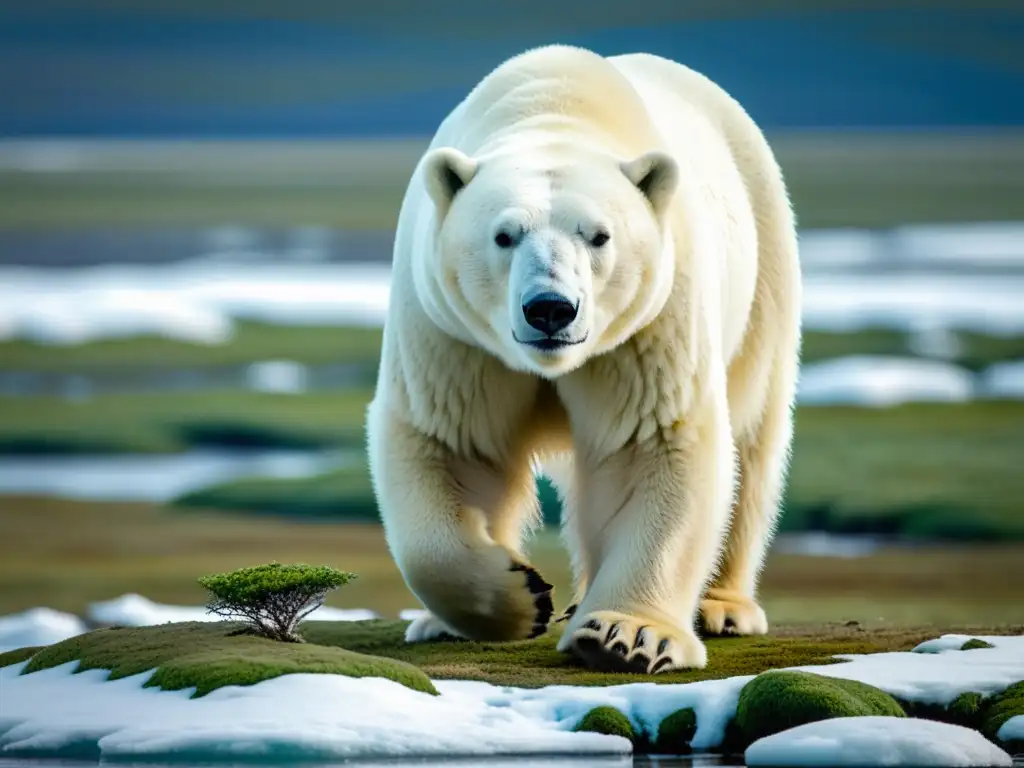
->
[366,44,802,673]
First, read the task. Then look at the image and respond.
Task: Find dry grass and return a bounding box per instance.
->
[1,496,1023,628]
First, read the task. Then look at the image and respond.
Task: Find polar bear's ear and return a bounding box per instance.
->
[422,147,479,218]
[621,150,679,218]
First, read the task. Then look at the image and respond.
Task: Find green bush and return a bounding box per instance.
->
[198,562,356,642]
[735,670,905,746]
[573,706,635,741]
[655,707,697,754]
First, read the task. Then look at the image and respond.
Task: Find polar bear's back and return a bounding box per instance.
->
[430,45,664,158]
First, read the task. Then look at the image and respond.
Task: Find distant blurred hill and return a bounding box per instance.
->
[1,1,1022,137]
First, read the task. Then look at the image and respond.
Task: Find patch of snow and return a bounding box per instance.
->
[891,221,1024,269]
[998,715,1023,745]
[798,229,881,269]
[771,532,881,559]
[802,272,1024,336]
[0,661,631,761]
[2,247,1024,346]
[2,633,1023,762]
[0,608,88,653]
[796,634,1024,707]
[979,360,1024,400]
[86,594,377,628]
[400,609,429,621]
[745,716,1012,767]
[244,360,309,395]
[797,356,975,407]
[0,448,351,503]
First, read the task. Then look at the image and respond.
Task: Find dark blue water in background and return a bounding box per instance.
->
[1,4,1022,137]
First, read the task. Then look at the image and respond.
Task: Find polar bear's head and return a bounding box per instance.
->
[414,142,679,378]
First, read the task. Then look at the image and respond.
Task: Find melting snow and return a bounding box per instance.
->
[0,632,1021,763]
[745,717,1012,767]
[0,608,88,653]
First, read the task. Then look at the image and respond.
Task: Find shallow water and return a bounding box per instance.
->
[0,757,741,768]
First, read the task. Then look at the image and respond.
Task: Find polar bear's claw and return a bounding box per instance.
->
[565,610,707,674]
[510,561,556,638]
[699,588,768,636]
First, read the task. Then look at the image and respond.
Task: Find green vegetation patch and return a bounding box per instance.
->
[654,707,698,754]
[299,620,941,689]
[0,322,384,373]
[0,389,373,456]
[573,706,635,741]
[20,621,437,697]
[960,638,995,650]
[0,645,43,668]
[174,463,379,520]
[983,681,1024,744]
[734,670,905,746]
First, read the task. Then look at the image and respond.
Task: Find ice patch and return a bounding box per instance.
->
[998,714,1023,744]
[1,632,1022,762]
[87,594,377,627]
[0,608,88,653]
[745,716,1012,767]
[797,356,975,407]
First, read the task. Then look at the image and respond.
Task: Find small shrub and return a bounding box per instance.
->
[198,562,356,643]
[960,638,995,651]
[573,706,635,741]
[655,707,697,754]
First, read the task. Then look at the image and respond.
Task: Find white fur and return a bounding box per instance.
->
[366,44,802,671]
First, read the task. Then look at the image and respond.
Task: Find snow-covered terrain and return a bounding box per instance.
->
[87,593,378,627]
[745,717,1013,767]
[0,608,88,653]
[2,221,1024,346]
[1,633,1021,763]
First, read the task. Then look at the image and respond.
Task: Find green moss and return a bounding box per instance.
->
[655,707,697,754]
[960,638,995,650]
[948,692,987,729]
[735,670,905,746]
[573,706,634,741]
[300,620,947,689]
[982,681,1024,744]
[0,646,41,668]
[20,621,436,698]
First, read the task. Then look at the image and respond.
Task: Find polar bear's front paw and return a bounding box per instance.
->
[404,611,465,643]
[509,561,557,638]
[699,588,768,636]
[563,610,707,674]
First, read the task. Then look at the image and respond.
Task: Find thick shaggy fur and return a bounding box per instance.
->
[366,44,802,672]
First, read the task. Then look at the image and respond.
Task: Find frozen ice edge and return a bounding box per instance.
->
[1,633,1022,763]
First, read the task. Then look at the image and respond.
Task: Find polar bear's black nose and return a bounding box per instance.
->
[522,292,578,335]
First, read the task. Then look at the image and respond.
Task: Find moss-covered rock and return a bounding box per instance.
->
[947,692,987,729]
[735,670,905,746]
[573,706,635,741]
[960,638,995,650]
[0,646,42,668]
[19,621,437,697]
[983,681,1024,746]
[654,707,697,754]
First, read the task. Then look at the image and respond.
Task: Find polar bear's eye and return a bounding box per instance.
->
[589,231,610,248]
[494,231,515,248]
